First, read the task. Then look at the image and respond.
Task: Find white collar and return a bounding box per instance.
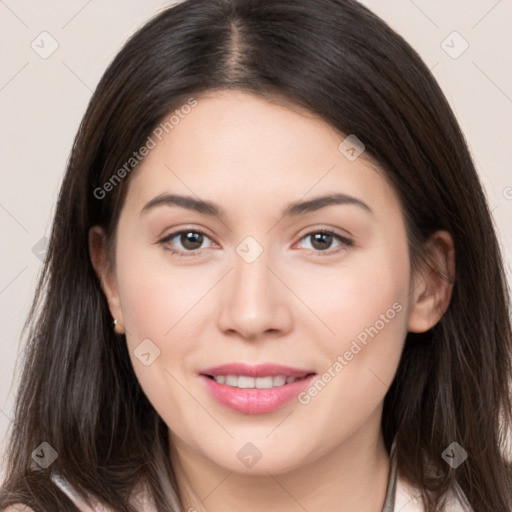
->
[51,456,473,512]
[394,470,473,511]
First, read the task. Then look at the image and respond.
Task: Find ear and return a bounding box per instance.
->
[89,226,125,334]
[408,230,455,333]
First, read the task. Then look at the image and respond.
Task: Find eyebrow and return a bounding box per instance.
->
[140,192,373,218]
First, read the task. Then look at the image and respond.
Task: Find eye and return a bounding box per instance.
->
[159,228,215,257]
[158,228,353,258]
[295,229,353,256]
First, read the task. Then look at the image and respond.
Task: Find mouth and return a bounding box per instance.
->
[200,373,316,388]
[198,363,317,414]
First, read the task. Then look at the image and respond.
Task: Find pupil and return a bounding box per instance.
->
[182,232,203,250]
[312,232,332,250]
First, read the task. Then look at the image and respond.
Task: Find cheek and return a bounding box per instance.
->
[302,242,410,350]
[113,243,211,433]
[288,250,410,454]
[115,232,213,344]
[113,235,219,415]
[299,230,411,400]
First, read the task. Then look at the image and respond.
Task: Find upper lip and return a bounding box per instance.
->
[200,363,316,378]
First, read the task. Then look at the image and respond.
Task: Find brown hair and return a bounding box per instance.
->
[1,0,511,510]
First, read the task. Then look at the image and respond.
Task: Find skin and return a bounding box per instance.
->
[89,90,455,512]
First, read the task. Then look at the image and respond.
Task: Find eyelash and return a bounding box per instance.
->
[158,228,353,258]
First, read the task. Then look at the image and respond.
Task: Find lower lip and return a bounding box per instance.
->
[199,374,317,414]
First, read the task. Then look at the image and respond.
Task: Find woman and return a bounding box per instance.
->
[1,0,511,511]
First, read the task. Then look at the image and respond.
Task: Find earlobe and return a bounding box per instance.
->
[88,226,125,332]
[407,230,455,333]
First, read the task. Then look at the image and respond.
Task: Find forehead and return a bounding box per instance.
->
[123,89,400,220]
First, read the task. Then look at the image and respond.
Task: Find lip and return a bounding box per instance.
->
[198,363,317,414]
[199,362,316,379]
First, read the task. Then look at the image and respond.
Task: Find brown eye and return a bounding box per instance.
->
[297,230,353,255]
[159,229,214,257]
[310,232,334,250]
[179,231,204,250]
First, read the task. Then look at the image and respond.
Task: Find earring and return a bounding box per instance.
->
[112,318,124,334]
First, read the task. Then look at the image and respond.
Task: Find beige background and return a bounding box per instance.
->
[1,0,511,479]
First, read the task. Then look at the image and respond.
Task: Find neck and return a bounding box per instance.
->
[169,424,391,512]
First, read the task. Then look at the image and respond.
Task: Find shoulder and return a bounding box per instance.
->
[50,472,157,512]
[395,471,473,511]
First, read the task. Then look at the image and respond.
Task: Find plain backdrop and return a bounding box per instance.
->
[1,0,511,479]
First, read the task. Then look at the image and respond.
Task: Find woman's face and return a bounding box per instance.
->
[95,90,421,475]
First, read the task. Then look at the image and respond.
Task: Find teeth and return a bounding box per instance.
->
[225,375,238,386]
[212,375,300,388]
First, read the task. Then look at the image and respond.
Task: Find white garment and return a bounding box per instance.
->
[50,473,157,512]
[394,472,473,511]
[50,458,473,512]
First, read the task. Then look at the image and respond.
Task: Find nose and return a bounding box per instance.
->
[217,247,293,341]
